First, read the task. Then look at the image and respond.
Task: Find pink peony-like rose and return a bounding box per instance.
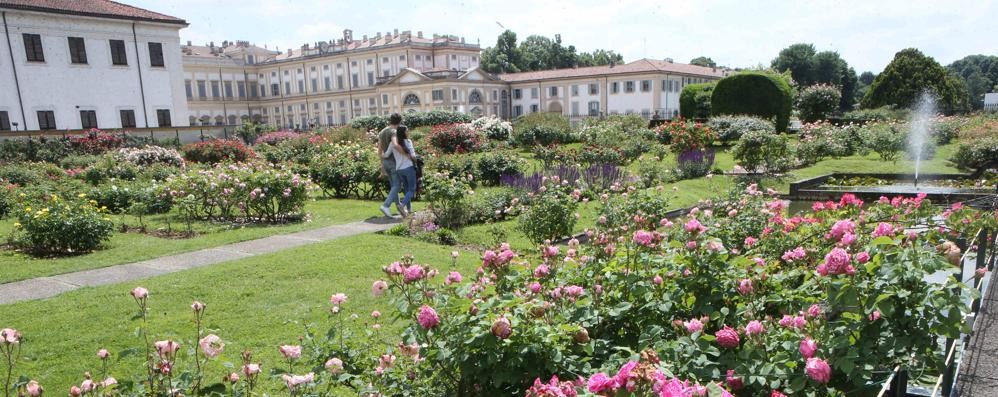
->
[587,372,615,393]
[242,363,261,378]
[771,390,787,397]
[403,265,426,283]
[684,218,706,234]
[25,380,42,397]
[799,337,818,358]
[855,251,871,264]
[329,293,347,306]
[782,247,806,262]
[529,282,543,294]
[491,317,512,339]
[632,230,655,247]
[154,340,180,359]
[101,377,116,388]
[737,279,754,295]
[279,345,302,360]
[745,320,765,336]
[869,311,881,321]
[715,326,740,348]
[828,219,856,241]
[807,304,822,319]
[533,264,550,278]
[325,358,344,374]
[684,318,704,334]
[653,275,663,285]
[445,271,462,285]
[371,280,388,296]
[199,334,224,358]
[706,240,725,253]
[726,369,744,391]
[191,301,205,313]
[744,236,758,247]
[1,328,21,345]
[130,287,149,300]
[224,373,239,384]
[805,357,832,383]
[80,379,94,393]
[614,361,640,392]
[417,305,440,329]
[872,222,896,238]
[821,247,853,275]
[69,386,81,397]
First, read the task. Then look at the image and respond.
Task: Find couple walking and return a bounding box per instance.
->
[378,113,419,218]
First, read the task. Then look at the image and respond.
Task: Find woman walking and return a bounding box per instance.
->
[382,125,418,217]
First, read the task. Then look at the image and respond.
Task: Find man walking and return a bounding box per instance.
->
[378,113,403,217]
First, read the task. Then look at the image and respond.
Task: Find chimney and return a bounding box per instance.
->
[609,60,615,68]
[433,33,438,40]
[393,28,398,37]
[209,41,215,48]
[362,34,368,42]
[375,32,382,40]
[186,40,192,46]
[665,58,673,63]
[343,29,353,42]
[417,31,423,38]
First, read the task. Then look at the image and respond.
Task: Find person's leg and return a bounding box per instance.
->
[399,167,417,211]
[381,170,401,214]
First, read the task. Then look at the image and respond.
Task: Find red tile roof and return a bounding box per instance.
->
[499,59,729,82]
[0,0,187,25]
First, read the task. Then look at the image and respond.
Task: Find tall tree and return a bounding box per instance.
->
[518,35,553,71]
[479,30,522,73]
[859,71,877,85]
[577,49,624,67]
[689,56,716,68]
[947,54,998,109]
[812,51,845,86]
[840,67,859,111]
[861,48,969,114]
[771,43,817,85]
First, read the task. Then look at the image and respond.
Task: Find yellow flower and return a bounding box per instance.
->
[78,193,87,198]
[13,222,20,228]
[24,206,31,212]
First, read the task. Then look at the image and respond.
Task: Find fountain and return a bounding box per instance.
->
[908,92,936,187]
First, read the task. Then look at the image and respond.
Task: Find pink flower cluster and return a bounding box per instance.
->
[715,326,740,348]
[817,247,856,276]
[483,243,516,269]
[417,305,440,330]
[525,375,579,397]
[782,247,806,262]
[583,359,733,397]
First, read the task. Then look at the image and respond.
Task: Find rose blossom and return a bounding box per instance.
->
[445,271,462,285]
[199,334,224,358]
[799,338,818,358]
[154,340,180,358]
[587,372,614,393]
[224,373,239,384]
[191,301,205,313]
[130,287,149,299]
[279,345,302,360]
[491,317,512,339]
[855,251,871,264]
[684,318,704,334]
[25,380,42,397]
[745,320,765,336]
[872,222,896,238]
[1,328,21,345]
[744,236,758,247]
[417,305,440,329]
[653,275,663,285]
[69,386,81,397]
[242,363,261,378]
[371,280,388,296]
[632,230,655,247]
[737,278,754,295]
[325,358,344,374]
[869,311,881,321]
[726,369,744,391]
[715,326,740,348]
[533,264,550,278]
[329,293,347,306]
[805,357,832,383]
[807,304,822,319]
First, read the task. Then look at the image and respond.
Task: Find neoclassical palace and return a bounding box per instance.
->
[0,0,729,132]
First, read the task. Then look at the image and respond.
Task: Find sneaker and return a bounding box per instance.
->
[379,205,392,217]
[399,207,409,218]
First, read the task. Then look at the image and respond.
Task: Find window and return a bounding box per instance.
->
[640,80,651,92]
[550,86,558,97]
[366,59,373,65]
[324,77,331,91]
[432,90,443,101]
[571,85,579,96]
[661,80,668,92]
[625,81,635,93]
[513,105,522,117]
[367,72,374,86]
[611,82,619,94]
[0,111,9,131]
[589,83,598,95]
[68,37,87,64]
[336,76,344,89]
[185,80,193,99]
[451,89,458,100]
[351,74,358,88]
[294,80,302,93]
[404,93,420,105]
[253,84,261,98]
[37,111,56,130]
[571,101,579,116]
[211,81,220,97]
[197,81,206,98]
[530,104,539,113]
[588,101,600,116]
[224,81,233,98]
[156,109,171,126]
[237,82,246,98]
[148,42,164,67]
[79,110,97,128]
[530,87,538,99]
[513,89,522,99]
[120,110,136,128]
[23,33,44,62]
[284,82,291,95]
[469,90,482,104]
[271,83,280,96]
[368,98,376,106]
[246,55,255,65]
[382,94,389,105]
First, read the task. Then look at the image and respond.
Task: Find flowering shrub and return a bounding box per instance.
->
[349,110,473,130]
[166,163,310,223]
[115,146,185,167]
[859,121,906,162]
[654,120,715,153]
[797,121,862,162]
[513,113,575,147]
[68,129,125,155]
[254,130,302,146]
[310,143,383,199]
[13,194,114,255]
[426,123,485,154]
[181,140,255,164]
[731,130,792,173]
[88,182,171,214]
[675,149,715,179]
[476,151,526,186]
[471,115,514,141]
[421,172,473,229]
[951,136,998,176]
[796,84,843,122]
[516,176,581,243]
[707,115,775,143]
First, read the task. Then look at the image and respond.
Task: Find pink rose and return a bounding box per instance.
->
[242,363,261,378]
[199,334,224,358]
[329,293,347,306]
[325,358,344,374]
[445,271,462,285]
[684,318,704,334]
[417,305,440,329]
[653,275,663,285]
[224,373,240,384]
[371,280,388,296]
[872,222,895,238]
[587,372,615,393]
[154,340,180,359]
[491,317,512,339]
[130,287,149,299]
[855,251,871,264]
[191,301,206,313]
[69,386,82,397]
[745,320,765,336]
[744,236,757,247]
[807,304,822,319]
[738,278,754,295]
[799,337,818,358]
[1,328,21,345]
[25,380,42,397]
[869,311,881,321]
[533,264,550,278]
[805,357,832,383]
[715,326,740,348]
[279,345,302,360]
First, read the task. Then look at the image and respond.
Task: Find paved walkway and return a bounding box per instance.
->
[0,217,399,305]
[955,265,998,396]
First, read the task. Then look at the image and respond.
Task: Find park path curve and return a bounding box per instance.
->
[0,217,399,305]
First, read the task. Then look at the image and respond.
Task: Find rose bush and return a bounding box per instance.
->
[166,163,310,223]
[426,123,485,154]
[181,140,255,164]
[12,194,114,255]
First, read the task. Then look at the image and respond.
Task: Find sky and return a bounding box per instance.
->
[131,0,998,73]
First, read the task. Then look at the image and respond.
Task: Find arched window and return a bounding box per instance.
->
[469,90,482,104]
[214,116,224,126]
[228,115,237,125]
[403,93,420,106]
[199,115,211,126]
[188,116,197,126]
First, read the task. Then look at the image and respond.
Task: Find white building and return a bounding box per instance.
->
[985,93,998,112]
[0,0,189,132]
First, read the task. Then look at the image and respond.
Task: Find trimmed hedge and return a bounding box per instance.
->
[710,71,793,132]
[679,82,715,119]
[349,110,473,130]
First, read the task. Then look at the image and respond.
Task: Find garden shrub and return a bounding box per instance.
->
[679,82,715,119]
[516,178,580,243]
[859,122,906,162]
[471,116,513,141]
[258,135,321,166]
[512,112,574,147]
[675,149,715,179]
[475,151,525,186]
[68,129,125,154]
[319,126,371,144]
[254,130,301,146]
[0,137,71,163]
[798,121,861,158]
[707,115,775,143]
[950,136,997,176]
[181,139,255,164]
[930,116,963,145]
[115,146,185,167]
[167,163,309,223]
[634,156,672,188]
[349,110,473,130]
[597,188,671,232]
[732,130,792,173]
[840,106,910,123]
[234,122,274,145]
[82,155,140,185]
[13,195,114,255]
[797,84,843,122]
[58,154,101,171]
[531,145,579,167]
[0,163,50,186]
[426,123,485,154]
[310,143,382,199]
[426,154,477,185]
[579,145,625,166]
[665,120,716,153]
[467,187,520,224]
[711,71,794,131]
[579,116,655,163]
[87,182,172,214]
[421,172,472,229]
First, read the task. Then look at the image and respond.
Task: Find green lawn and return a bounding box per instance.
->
[0,198,422,284]
[2,234,478,394]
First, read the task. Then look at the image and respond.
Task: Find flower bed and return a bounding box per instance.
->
[166,163,310,223]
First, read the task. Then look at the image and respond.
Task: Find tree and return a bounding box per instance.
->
[479,30,522,73]
[711,71,794,131]
[840,67,859,111]
[690,56,716,68]
[797,84,842,122]
[679,83,715,119]
[812,51,845,86]
[947,55,998,109]
[861,48,970,114]
[771,43,817,85]
[578,49,624,67]
[859,72,877,85]
[518,35,554,71]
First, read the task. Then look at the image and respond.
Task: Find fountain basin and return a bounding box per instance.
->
[789,173,996,204]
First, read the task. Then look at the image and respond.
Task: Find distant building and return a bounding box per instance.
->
[985,93,998,112]
[0,0,190,131]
